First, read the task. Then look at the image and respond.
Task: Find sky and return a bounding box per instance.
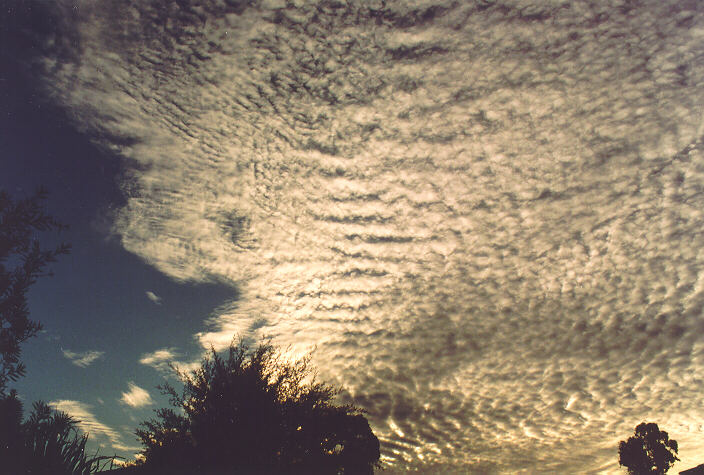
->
[1,0,703,472]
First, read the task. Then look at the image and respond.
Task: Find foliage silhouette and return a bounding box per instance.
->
[0,391,117,474]
[0,188,70,394]
[136,339,380,474]
[618,422,679,474]
[0,189,112,473]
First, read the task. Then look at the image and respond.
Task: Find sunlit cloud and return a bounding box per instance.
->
[62,349,105,368]
[50,399,137,452]
[139,348,176,366]
[119,382,153,408]
[139,347,200,376]
[31,0,704,471]
[139,348,177,374]
[110,458,131,468]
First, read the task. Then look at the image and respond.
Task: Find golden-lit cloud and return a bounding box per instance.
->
[30,0,704,471]
[119,382,153,408]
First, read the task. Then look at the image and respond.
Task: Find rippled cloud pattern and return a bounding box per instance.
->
[26,0,704,471]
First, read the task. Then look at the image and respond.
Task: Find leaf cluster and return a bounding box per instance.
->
[136,339,380,474]
[0,188,70,393]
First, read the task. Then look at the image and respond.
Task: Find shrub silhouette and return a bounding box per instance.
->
[0,391,116,474]
[136,340,380,474]
[618,422,679,474]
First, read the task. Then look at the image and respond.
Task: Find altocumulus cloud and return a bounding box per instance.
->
[20,0,704,471]
[120,382,153,408]
[62,349,105,368]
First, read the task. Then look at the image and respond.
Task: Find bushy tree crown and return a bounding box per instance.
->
[619,422,679,475]
[136,340,380,474]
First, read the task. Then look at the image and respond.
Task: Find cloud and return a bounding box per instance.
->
[120,382,153,408]
[50,399,137,452]
[139,348,176,366]
[139,348,177,374]
[145,291,162,305]
[62,349,105,368]
[29,0,704,471]
[139,347,201,376]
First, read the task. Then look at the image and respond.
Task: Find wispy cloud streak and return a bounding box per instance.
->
[62,349,105,368]
[50,399,137,452]
[145,291,162,305]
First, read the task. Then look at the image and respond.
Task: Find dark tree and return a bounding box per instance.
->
[619,422,679,474]
[0,389,24,459]
[0,188,69,394]
[136,340,381,474]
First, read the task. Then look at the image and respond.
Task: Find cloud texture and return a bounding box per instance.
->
[145,291,162,305]
[50,400,136,452]
[62,349,105,368]
[120,382,153,408]
[22,0,704,471]
[139,347,196,375]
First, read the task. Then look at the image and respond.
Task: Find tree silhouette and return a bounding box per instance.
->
[136,340,381,474]
[0,188,69,394]
[0,190,111,472]
[619,422,679,474]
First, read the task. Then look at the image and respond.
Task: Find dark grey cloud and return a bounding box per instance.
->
[18,0,704,471]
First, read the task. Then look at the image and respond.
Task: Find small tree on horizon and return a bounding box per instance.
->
[136,339,381,474]
[619,422,679,475]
